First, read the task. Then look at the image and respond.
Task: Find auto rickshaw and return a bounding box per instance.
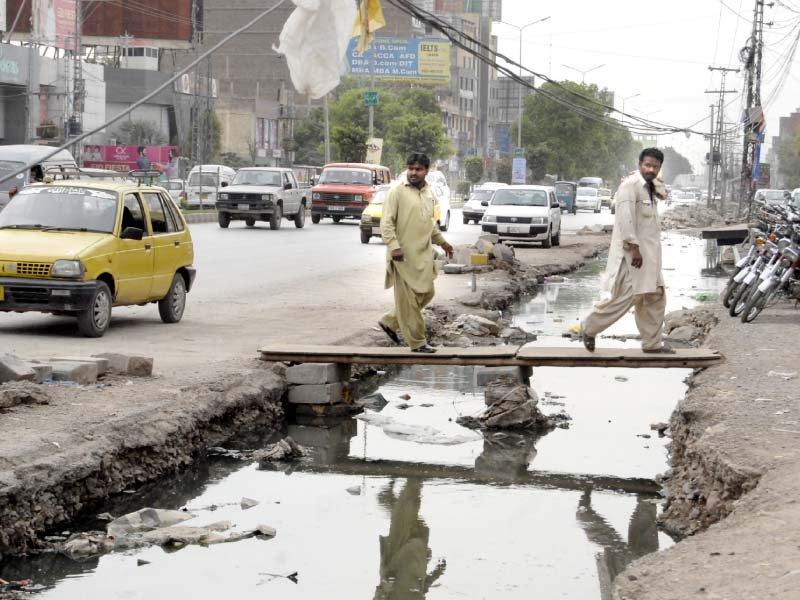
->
[554,181,577,214]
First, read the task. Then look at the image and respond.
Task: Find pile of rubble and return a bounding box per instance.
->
[0,352,152,386]
[661,204,726,230]
[441,234,518,275]
[424,306,535,348]
[664,308,719,347]
[457,374,553,431]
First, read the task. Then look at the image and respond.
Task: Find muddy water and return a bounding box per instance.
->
[4,232,727,600]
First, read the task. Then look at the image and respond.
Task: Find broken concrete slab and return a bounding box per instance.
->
[443,263,467,274]
[51,357,109,376]
[30,364,53,383]
[0,382,51,410]
[475,366,521,387]
[240,497,259,510]
[288,382,349,405]
[92,353,154,377]
[0,354,37,384]
[286,363,350,385]
[492,243,515,262]
[48,361,99,385]
[253,437,306,464]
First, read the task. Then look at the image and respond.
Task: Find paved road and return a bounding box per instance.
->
[0,208,613,375]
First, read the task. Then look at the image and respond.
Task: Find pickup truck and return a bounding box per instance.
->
[215,167,309,229]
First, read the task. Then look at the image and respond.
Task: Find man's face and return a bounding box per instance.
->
[406,162,429,185]
[639,156,662,182]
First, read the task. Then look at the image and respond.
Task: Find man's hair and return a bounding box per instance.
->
[639,147,664,164]
[138,146,146,154]
[406,152,431,168]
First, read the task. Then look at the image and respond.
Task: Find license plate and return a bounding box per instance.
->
[328,205,345,211]
[238,204,249,210]
[0,285,4,301]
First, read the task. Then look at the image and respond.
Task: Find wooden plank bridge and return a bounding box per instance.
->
[258,344,722,369]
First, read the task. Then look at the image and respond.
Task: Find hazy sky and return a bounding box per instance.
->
[495,0,800,171]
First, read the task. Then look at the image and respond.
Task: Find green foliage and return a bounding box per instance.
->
[217,152,249,169]
[520,81,636,183]
[457,181,471,196]
[464,156,484,184]
[495,158,512,184]
[113,119,166,145]
[386,113,450,167]
[776,134,800,189]
[659,147,693,184]
[293,107,325,165]
[332,123,368,163]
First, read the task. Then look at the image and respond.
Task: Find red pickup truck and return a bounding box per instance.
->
[310,162,393,223]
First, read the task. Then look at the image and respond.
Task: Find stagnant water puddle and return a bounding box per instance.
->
[2,232,728,599]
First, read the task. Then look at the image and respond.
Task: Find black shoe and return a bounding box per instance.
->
[582,334,595,352]
[378,321,400,345]
[412,344,437,353]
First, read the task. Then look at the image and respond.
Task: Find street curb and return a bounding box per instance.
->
[182,211,218,224]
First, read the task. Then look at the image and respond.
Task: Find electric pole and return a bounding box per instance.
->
[72,0,84,162]
[706,104,715,209]
[706,66,739,213]
[739,0,770,217]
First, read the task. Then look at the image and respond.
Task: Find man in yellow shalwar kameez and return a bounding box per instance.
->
[379,153,453,353]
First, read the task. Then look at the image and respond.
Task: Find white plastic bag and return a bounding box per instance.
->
[273,0,356,99]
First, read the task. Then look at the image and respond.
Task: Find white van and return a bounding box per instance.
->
[185,164,236,208]
[0,145,78,211]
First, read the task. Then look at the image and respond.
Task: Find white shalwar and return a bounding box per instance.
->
[583,172,666,350]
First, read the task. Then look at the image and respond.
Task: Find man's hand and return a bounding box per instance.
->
[440,242,454,259]
[630,245,643,269]
[391,248,405,262]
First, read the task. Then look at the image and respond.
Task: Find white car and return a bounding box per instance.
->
[462,183,508,224]
[481,185,562,247]
[671,191,697,205]
[398,169,451,231]
[575,187,602,213]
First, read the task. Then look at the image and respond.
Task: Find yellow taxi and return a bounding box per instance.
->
[359,182,445,244]
[0,175,196,337]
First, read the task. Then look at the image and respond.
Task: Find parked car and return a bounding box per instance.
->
[672,190,698,205]
[216,167,309,229]
[598,187,613,208]
[163,178,186,206]
[754,188,791,206]
[359,184,392,243]
[480,186,562,247]
[185,164,236,208]
[0,178,195,337]
[397,169,452,231]
[311,162,392,224]
[575,187,602,213]
[554,181,577,214]
[0,146,78,212]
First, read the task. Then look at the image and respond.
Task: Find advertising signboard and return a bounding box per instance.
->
[83,145,179,177]
[365,138,383,165]
[33,0,76,49]
[511,157,527,184]
[347,38,451,84]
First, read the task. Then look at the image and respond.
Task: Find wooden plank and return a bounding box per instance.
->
[516,346,722,368]
[258,344,722,369]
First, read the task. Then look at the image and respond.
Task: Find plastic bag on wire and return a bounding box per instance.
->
[273,0,357,99]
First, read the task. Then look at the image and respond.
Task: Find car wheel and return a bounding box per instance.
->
[270,205,283,230]
[332,216,342,223]
[542,228,552,249]
[158,273,187,324]
[440,211,450,232]
[360,229,371,244]
[294,204,306,228]
[463,216,469,225]
[245,217,256,227]
[311,213,321,224]
[552,226,561,246]
[77,282,112,338]
[218,212,230,228]
[611,207,615,215]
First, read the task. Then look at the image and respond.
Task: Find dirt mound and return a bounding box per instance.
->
[661,204,725,230]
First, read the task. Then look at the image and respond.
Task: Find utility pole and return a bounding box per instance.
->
[323,93,331,163]
[72,0,84,162]
[706,104,715,209]
[368,47,376,140]
[739,0,769,218]
[706,66,739,213]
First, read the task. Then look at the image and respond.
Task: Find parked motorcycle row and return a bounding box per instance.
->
[721,202,800,323]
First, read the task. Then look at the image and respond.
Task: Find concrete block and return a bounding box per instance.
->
[479,233,499,244]
[286,363,350,385]
[470,253,490,266]
[31,364,53,383]
[52,356,109,376]
[92,353,154,377]
[48,361,99,385]
[443,263,466,274]
[0,354,37,383]
[288,383,349,405]
[475,366,520,387]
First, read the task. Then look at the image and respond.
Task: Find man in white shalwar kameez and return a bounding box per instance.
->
[582,148,673,353]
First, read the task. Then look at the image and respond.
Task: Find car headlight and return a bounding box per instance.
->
[262,194,272,202]
[313,193,321,200]
[52,259,84,278]
[354,194,363,202]
[483,215,497,223]
[218,193,228,200]
[533,217,547,224]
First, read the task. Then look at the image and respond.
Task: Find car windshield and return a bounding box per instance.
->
[0,186,118,233]
[0,160,27,192]
[166,181,184,191]
[469,190,493,203]
[319,168,372,185]
[763,190,786,204]
[233,170,282,186]
[491,189,548,207]
[188,173,220,187]
[577,188,598,196]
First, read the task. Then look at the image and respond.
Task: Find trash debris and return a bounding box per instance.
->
[240,497,259,510]
[346,485,361,496]
[137,559,150,567]
[768,370,797,380]
[252,437,306,464]
[396,403,411,410]
[356,393,389,411]
[357,412,480,445]
[398,393,411,400]
[650,422,669,435]
[457,375,552,431]
[693,292,718,302]
[614,376,629,382]
[107,508,195,538]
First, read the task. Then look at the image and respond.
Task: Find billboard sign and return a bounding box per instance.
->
[82,145,179,177]
[347,38,450,83]
[511,157,526,184]
[365,138,383,165]
[34,0,76,50]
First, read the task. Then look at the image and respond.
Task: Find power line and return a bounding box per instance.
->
[0,0,289,187]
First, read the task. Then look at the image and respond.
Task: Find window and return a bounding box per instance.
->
[143,192,175,234]
[161,193,184,231]
[283,173,292,188]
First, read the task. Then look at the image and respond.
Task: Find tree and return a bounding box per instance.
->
[495,158,512,184]
[293,107,325,165]
[386,113,450,164]
[659,147,693,184]
[112,119,166,145]
[464,156,484,185]
[332,123,368,162]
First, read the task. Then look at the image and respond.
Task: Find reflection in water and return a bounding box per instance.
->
[475,432,539,480]
[577,490,659,600]
[374,479,445,600]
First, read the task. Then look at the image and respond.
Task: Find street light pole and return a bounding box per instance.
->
[621,92,640,126]
[498,16,551,150]
[562,62,605,84]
